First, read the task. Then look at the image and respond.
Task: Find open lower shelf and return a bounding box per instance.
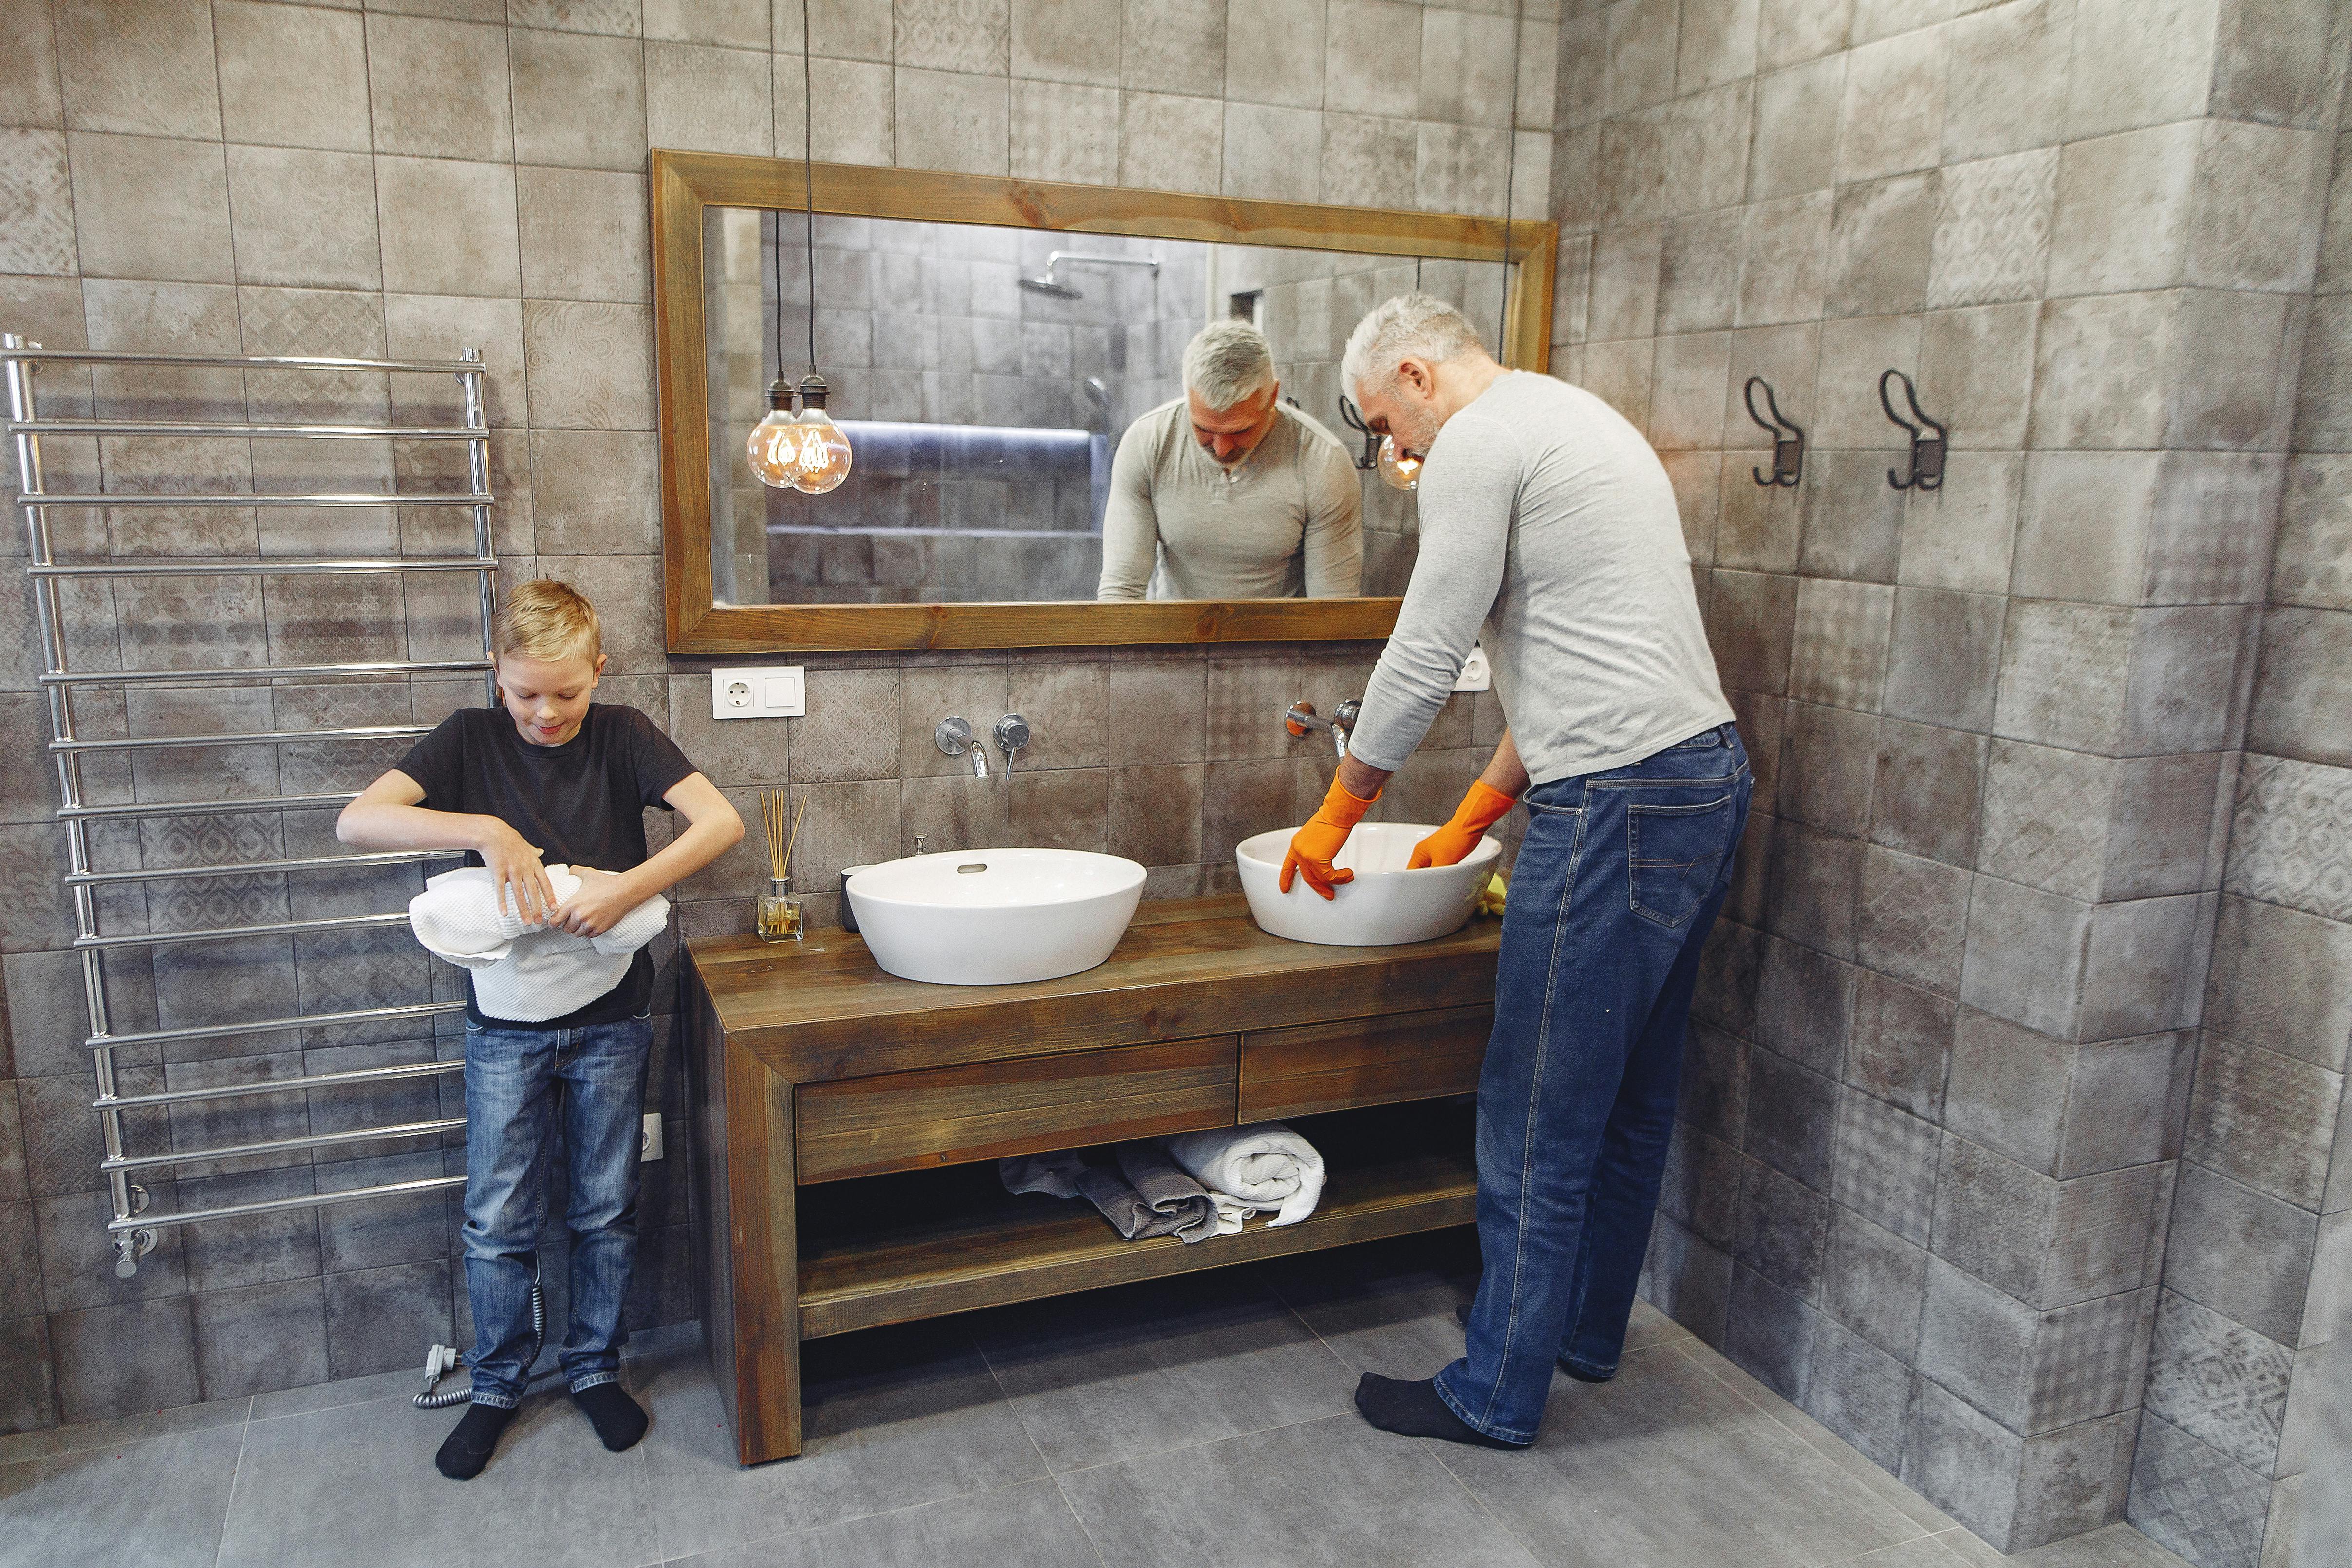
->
[794,1101,1478,1340]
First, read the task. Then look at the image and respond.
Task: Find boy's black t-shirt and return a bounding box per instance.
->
[397,703,696,1030]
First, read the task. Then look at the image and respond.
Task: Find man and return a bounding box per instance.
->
[1282,295,1749,1450]
[1096,320,1363,601]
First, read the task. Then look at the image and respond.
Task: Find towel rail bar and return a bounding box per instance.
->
[9,419,481,441]
[44,658,491,686]
[97,1059,466,1112]
[67,848,457,886]
[101,1116,465,1173]
[60,791,358,821]
[105,1175,469,1235]
[0,347,481,374]
[19,493,494,509]
[29,559,493,578]
[74,911,412,951]
[53,724,435,754]
[89,1000,465,1053]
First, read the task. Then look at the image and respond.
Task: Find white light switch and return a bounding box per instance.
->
[1453,645,1492,693]
[640,1113,664,1162]
[712,665,805,719]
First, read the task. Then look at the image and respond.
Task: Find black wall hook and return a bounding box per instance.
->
[1744,376,1804,487]
[1337,392,1379,471]
[1880,370,1948,491]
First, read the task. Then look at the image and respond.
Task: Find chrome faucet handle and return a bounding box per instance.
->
[934,716,988,777]
[992,714,1031,777]
[1283,698,1360,758]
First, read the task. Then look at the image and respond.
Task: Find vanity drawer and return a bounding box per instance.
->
[794,1036,1239,1184]
[1238,1005,1493,1121]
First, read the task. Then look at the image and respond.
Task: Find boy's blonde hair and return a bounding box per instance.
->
[494,579,601,666]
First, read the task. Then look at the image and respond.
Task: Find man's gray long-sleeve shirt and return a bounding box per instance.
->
[1095,399,1363,601]
[1348,372,1733,785]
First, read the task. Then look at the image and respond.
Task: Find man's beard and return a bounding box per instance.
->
[1391,402,1442,461]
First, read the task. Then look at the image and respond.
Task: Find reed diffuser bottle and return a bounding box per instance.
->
[756,787,805,942]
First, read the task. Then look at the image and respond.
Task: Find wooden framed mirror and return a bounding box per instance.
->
[653,150,1556,653]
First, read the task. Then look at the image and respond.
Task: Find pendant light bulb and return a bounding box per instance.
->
[790,373,852,495]
[1377,434,1421,492]
[746,379,803,489]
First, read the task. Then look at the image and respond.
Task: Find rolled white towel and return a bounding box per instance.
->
[1162,1122,1326,1228]
[407,865,670,1024]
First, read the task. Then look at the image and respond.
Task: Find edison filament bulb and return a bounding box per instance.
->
[1377,433,1421,492]
[746,380,803,489]
[791,373,853,495]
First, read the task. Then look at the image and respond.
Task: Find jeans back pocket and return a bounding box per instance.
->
[1627,794,1736,928]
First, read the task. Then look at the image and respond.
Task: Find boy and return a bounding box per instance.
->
[339,580,744,1479]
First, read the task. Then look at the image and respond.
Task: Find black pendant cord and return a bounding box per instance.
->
[802,0,818,378]
[1497,0,1521,362]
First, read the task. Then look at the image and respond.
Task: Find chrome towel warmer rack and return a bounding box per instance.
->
[3,334,499,1277]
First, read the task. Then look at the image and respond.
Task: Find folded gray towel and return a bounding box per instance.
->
[996,1144,1223,1245]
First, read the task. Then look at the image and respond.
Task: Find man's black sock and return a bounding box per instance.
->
[571,1382,648,1452]
[435,1401,518,1481]
[1353,1373,1523,1449]
[1452,1301,1618,1383]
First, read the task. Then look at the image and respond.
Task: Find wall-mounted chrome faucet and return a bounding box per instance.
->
[935,715,989,777]
[1284,698,1361,758]
[993,714,1031,775]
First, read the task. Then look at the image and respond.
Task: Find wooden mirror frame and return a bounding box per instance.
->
[652,149,1558,653]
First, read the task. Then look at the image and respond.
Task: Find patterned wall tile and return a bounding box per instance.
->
[1856,845,1969,996]
[896,0,1008,75]
[2129,1412,2273,1568]
[2223,754,2352,925]
[508,0,644,37]
[2146,1288,2296,1478]
[1928,148,2058,309]
[0,128,76,276]
[1833,1086,1941,1245]
[54,0,222,140]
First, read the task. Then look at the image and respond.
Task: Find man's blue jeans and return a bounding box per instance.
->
[461,1015,652,1408]
[1434,724,1752,1445]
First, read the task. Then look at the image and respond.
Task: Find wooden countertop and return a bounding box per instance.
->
[687,894,1503,1083]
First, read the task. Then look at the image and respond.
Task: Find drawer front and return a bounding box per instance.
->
[795,1036,1238,1184]
[1239,1005,1493,1121]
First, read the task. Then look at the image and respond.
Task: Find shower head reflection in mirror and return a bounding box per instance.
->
[702,212,1514,610]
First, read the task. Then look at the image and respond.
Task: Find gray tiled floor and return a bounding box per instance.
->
[0,1235,2194,1568]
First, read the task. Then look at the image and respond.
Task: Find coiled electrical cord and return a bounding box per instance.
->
[414,1275,544,1409]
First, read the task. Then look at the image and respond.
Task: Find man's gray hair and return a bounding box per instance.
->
[1341,294,1487,400]
[1182,320,1276,410]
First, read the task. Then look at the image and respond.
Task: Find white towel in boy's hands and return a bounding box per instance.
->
[1161,1122,1326,1227]
[408,865,669,1022]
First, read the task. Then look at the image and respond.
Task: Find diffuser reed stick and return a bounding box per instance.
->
[756,788,806,942]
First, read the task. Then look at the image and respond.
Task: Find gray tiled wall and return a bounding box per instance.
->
[1550,0,2344,1556]
[0,0,1557,1431]
[2124,75,2352,1568]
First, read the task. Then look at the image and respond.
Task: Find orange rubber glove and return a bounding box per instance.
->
[1280,773,1381,900]
[1408,780,1519,869]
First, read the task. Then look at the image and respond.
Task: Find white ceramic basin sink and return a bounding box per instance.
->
[1236,822,1501,947]
[844,848,1147,985]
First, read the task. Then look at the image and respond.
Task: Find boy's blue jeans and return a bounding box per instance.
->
[461,1015,652,1408]
[1434,724,1751,1445]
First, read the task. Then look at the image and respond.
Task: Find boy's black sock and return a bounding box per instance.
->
[435,1401,518,1480]
[571,1382,648,1452]
[1353,1373,1524,1449]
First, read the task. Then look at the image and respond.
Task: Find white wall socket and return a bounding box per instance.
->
[640,1113,664,1162]
[711,665,805,720]
[1453,645,1492,693]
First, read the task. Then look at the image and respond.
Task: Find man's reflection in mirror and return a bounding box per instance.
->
[1096,322,1364,602]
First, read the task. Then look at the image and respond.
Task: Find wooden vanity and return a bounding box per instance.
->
[681,895,1501,1465]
